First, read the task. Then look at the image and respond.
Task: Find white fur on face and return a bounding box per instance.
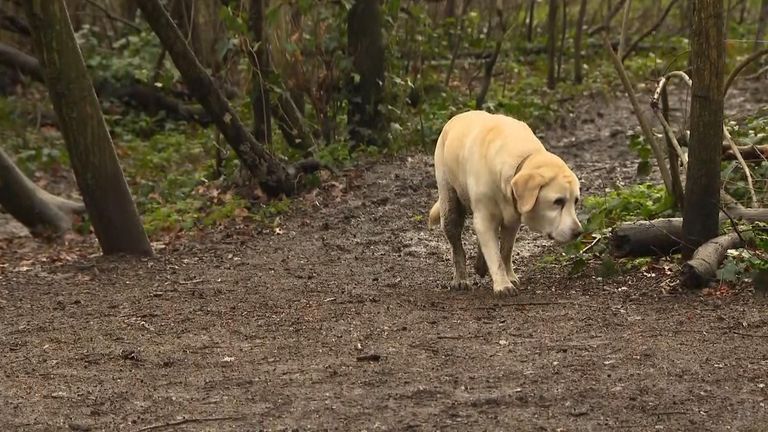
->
[521,176,582,243]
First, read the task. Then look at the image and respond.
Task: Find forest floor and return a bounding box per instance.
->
[2,82,768,431]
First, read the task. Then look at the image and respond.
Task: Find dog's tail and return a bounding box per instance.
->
[427,201,440,229]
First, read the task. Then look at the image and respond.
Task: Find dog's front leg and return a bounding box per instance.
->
[473,213,514,295]
[500,219,521,286]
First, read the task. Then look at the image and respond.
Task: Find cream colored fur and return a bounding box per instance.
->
[428,110,583,295]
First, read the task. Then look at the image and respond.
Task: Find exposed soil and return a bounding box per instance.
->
[2,83,768,431]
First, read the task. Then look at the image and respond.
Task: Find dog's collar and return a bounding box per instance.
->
[514,154,532,176]
[511,154,532,213]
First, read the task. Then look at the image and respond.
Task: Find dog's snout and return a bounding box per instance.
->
[571,227,584,240]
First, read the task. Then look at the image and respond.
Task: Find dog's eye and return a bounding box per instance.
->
[554,197,566,207]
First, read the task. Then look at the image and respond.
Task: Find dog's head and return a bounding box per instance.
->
[509,153,583,243]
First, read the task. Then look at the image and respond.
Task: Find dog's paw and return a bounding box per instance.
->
[493,283,518,296]
[508,271,521,287]
[449,279,472,291]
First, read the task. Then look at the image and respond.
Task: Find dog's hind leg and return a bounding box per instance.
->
[473,243,488,278]
[500,219,521,287]
[440,188,469,290]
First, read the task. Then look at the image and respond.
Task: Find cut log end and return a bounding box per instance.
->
[679,232,746,290]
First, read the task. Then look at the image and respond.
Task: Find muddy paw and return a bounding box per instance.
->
[493,284,518,296]
[449,279,472,291]
[508,271,521,287]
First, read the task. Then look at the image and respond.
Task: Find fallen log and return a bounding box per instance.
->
[679,232,745,289]
[723,144,768,161]
[610,207,768,258]
[610,218,685,258]
[0,147,85,237]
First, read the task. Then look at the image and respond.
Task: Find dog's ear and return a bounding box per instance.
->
[511,170,546,214]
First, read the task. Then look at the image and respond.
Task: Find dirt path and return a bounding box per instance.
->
[2,87,768,431]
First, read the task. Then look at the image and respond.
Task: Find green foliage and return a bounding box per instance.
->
[723,110,768,207]
[628,133,653,177]
[544,182,675,278]
[718,224,768,284]
[581,183,674,234]
[77,26,178,86]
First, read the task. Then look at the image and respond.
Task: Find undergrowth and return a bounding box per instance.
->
[1,2,765,251]
[559,109,768,286]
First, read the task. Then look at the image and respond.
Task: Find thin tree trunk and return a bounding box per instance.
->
[475,6,504,109]
[661,86,684,210]
[526,0,535,42]
[738,0,748,24]
[573,0,588,83]
[347,0,386,148]
[24,0,152,255]
[682,0,725,259]
[135,0,292,196]
[556,0,567,81]
[444,0,473,87]
[757,0,768,53]
[169,0,224,71]
[546,0,558,89]
[621,0,679,62]
[249,0,272,146]
[617,0,632,58]
[0,147,85,237]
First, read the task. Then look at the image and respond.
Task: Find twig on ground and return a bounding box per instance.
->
[165,276,205,285]
[719,203,747,243]
[580,234,603,254]
[476,301,579,310]
[732,331,768,338]
[136,416,244,431]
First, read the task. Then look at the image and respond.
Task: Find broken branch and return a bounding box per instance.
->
[679,232,745,289]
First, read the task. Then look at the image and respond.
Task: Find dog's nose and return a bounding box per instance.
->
[571,228,584,240]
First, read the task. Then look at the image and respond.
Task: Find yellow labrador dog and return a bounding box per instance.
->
[428,110,583,295]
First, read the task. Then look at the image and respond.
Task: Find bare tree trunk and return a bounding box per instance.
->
[444,0,473,87]
[573,0,588,83]
[249,0,272,146]
[546,0,558,89]
[0,147,85,237]
[267,2,312,151]
[347,0,386,148]
[475,5,504,109]
[682,0,725,259]
[621,0,679,62]
[556,0,567,81]
[169,0,224,72]
[24,0,152,255]
[136,0,293,196]
[738,0,748,24]
[661,86,684,210]
[757,0,768,53]
[526,0,535,42]
[108,0,138,21]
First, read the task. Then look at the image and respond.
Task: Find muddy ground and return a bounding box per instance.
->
[2,84,768,431]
